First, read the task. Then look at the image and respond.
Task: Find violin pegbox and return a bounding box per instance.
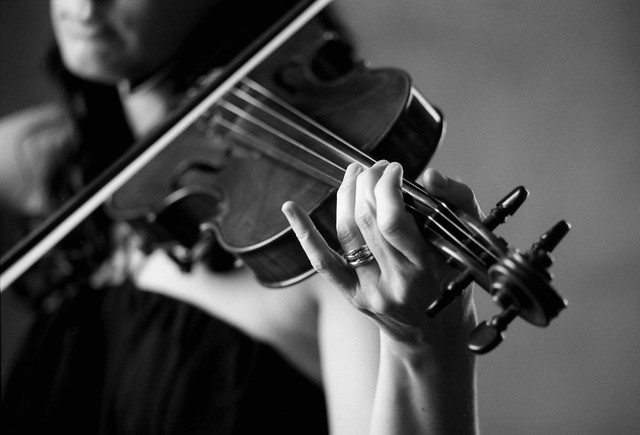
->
[468,219,570,353]
[425,186,570,354]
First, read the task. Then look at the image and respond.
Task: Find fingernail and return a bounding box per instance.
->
[373,159,389,168]
[386,161,402,174]
[382,162,402,189]
[281,201,294,220]
[345,163,363,177]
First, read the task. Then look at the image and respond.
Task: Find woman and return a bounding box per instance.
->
[1,1,479,433]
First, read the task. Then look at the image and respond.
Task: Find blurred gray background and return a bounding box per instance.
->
[2,1,639,433]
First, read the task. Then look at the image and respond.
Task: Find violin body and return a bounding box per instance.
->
[108,22,444,287]
[1,3,569,353]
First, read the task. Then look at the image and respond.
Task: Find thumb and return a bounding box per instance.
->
[422,168,484,220]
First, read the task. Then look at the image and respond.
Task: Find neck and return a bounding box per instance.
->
[117,69,178,138]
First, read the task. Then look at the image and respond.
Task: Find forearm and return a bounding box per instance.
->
[371,333,478,435]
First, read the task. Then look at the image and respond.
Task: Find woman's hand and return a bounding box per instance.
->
[281,161,482,353]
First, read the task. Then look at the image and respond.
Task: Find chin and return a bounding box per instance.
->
[70,65,122,85]
[61,45,132,85]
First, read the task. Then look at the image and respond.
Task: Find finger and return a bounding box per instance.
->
[422,168,484,220]
[337,163,382,275]
[335,163,366,252]
[353,161,395,269]
[375,162,430,265]
[281,201,355,289]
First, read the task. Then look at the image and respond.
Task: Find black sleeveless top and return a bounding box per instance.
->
[1,283,328,434]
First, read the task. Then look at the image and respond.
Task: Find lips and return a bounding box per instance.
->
[58,13,115,41]
[67,21,110,39]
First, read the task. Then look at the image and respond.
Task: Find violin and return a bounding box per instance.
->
[0,0,569,353]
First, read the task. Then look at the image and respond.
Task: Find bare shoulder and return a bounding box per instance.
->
[135,251,325,380]
[0,103,77,213]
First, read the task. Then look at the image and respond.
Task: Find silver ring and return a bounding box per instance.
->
[343,245,375,268]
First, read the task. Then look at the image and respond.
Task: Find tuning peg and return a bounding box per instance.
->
[482,186,528,230]
[535,220,571,252]
[467,305,520,354]
[426,273,472,317]
[426,186,529,318]
[528,220,571,269]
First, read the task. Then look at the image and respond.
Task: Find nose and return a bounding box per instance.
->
[63,0,108,21]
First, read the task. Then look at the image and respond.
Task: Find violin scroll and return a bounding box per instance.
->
[469,220,570,353]
[426,186,570,354]
[426,186,529,317]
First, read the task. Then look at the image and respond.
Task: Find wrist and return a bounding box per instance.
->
[380,329,474,367]
[379,299,476,362]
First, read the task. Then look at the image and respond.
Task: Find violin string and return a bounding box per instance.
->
[237,79,501,265]
[232,82,375,170]
[221,95,348,181]
[210,79,498,264]
[237,80,473,218]
[224,80,498,264]
[215,114,345,186]
[217,112,491,267]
